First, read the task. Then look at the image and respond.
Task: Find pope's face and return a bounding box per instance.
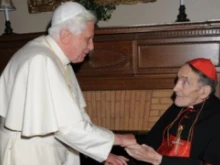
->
[66,21,94,63]
[173,64,204,107]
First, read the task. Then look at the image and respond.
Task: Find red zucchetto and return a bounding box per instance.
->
[187,58,218,81]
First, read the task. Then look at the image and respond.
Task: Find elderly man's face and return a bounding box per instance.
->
[173,64,204,107]
[66,21,94,63]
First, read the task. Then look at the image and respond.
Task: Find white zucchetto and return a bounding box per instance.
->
[51,2,87,26]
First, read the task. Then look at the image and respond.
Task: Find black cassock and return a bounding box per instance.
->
[121,94,220,165]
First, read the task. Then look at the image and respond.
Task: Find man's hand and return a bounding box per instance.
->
[125,144,162,165]
[104,153,128,165]
[114,134,137,147]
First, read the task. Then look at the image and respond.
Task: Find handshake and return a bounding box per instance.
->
[104,134,162,165]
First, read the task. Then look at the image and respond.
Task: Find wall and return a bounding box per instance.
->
[1,1,220,131]
[0,0,220,34]
[84,90,173,131]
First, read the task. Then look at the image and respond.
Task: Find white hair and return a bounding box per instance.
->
[48,2,97,40]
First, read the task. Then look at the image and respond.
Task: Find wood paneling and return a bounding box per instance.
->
[83,90,172,131]
[1,21,220,93]
[77,40,134,76]
[137,43,220,72]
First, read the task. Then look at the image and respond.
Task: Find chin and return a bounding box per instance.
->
[79,57,85,63]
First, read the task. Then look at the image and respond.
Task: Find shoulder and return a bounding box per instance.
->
[205,95,220,111]
[11,36,60,68]
[199,95,220,124]
[2,37,62,79]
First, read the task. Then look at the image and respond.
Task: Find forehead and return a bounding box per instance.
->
[178,64,200,81]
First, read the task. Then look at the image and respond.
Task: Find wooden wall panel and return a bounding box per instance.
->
[137,40,220,74]
[76,41,134,77]
[84,90,173,131]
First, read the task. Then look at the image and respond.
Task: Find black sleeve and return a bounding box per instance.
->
[201,131,220,165]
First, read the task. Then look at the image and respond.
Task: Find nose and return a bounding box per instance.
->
[173,81,181,92]
[173,84,178,92]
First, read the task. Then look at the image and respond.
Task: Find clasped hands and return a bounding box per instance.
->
[104,134,162,165]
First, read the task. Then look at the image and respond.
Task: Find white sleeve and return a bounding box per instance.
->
[55,121,114,162]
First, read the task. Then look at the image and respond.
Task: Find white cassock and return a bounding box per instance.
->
[0,35,114,165]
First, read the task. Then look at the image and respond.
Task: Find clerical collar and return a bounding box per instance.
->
[45,35,70,66]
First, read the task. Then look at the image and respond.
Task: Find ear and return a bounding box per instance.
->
[60,29,71,45]
[199,85,212,100]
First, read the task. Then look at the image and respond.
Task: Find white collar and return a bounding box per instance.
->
[45,35,70,66]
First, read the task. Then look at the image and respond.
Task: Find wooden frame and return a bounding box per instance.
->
[27,0,65,14]
[27,0,156,14]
